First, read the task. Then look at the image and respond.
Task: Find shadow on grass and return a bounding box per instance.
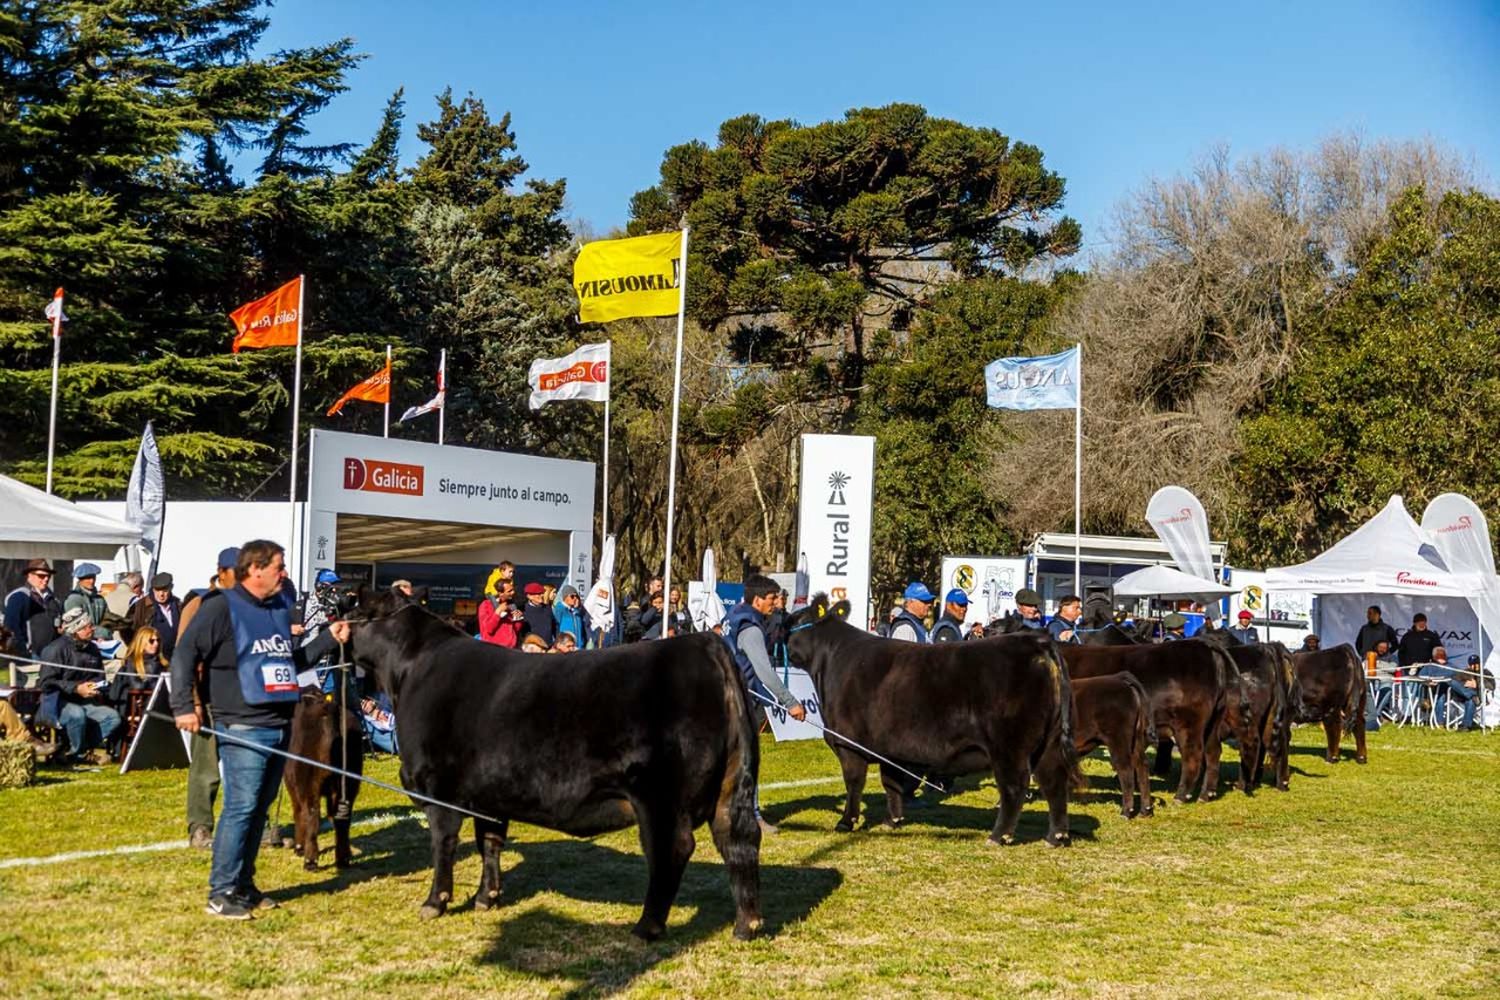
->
[472,839,842,1000]
[267,816,435,904]
[765,791,1102,843]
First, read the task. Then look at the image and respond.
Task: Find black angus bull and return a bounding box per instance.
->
[283,688,364,870]
[1071,672,1154,818]
[1291,645,1368,764]
[346,593,763,941]
[1062,641,1245,803]
[1223,644,1292,793]
[785,596,1079,847]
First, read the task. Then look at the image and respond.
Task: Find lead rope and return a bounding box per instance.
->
[336,633,351,822]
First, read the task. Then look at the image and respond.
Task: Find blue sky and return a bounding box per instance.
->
[259,1,1499,258]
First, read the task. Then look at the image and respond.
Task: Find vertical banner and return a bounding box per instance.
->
[796,434,875,630]
[1146,485,1216,583]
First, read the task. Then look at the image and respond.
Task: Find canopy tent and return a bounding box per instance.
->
[1111,564,1236,600]
[1265,495,1475,596]
[0,474,142,560]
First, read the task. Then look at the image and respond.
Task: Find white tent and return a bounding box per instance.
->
[0,474,142,561]
[1112,564,1235,600]
[1265,495,1474,596]
[1266,495,1488,665]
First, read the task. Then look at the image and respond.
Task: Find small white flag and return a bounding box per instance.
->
[528,342,609,410]
[399,352,446,423]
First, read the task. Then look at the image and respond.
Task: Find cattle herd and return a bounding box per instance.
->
[323,590,1369,942]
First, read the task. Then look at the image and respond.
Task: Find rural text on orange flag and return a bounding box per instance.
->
[229,277,302,353]
[327,357,392,415]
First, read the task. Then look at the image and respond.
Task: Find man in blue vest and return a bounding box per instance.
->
[1047,594,1083,644]
[722,574,805,833]
[930,589,969,643]
[1013,588,1047,631]
[889,582,935,643]
[170,539,349,920]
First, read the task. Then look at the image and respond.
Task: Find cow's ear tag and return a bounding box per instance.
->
[817,605,825,618]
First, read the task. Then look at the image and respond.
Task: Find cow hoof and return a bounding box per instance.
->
[1120,809,1133,819]
[733,916,763,940]
[302,859,318,872]
[1141,807,1155,818]
[1277,783,1290,793]
[1044,833,1070,848]
[834,819,854,833]
[985,833,1015,848]
[419,904,445,921]
[883,817,904,829]
[1326,755,1339,764]
[1356,756,1367,765]
[631,917,665,941]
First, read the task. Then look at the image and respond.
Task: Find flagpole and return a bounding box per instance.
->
[601,339,612,541]
[288,275,305,583]
[661,228,690,633]
[1074,341,1083,596]
[45,292,63,494]
[383,344,391,439]
[437,348,447,445]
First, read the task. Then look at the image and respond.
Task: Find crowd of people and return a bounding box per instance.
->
[1353,604,1487,731]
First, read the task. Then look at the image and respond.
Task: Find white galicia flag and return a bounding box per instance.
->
[529,342,610,410]
[1145,485,1216,584]
[985,346,1080,411]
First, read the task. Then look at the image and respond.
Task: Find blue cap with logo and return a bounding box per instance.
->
[217,547,240,570]
[944,588,969,607]
[903,581,936,602]
[316,568,341,586]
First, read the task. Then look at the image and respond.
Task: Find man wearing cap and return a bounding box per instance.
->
[170,539,349,919]
[521,582,556,646]
[4,559,64,657]
[63,563,113,641]
[132,572,183,661]
[38,608,121,763]
[301,568,343,646]
[1397,612,1442,667]
[1355,605,1399,660]
[1161,612,1188,641]
[553,584,587,649]
[1013,588,1047,631]
[1047,595,1084,644]
[930,589,970,643]
[175,547,241,849]
[1228,610,1259,645]
[890,582,935,643]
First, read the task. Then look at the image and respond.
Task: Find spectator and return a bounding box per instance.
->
[767,590,789,662]
[117,624,166,683]
[38,608,121,763]
[478,580,526,648]
[521,582,556,645]
[520,634,548,653]
[483,561,516,600]
[4,558,64,656]
[1161,612,1188,641]
[1356,605,1399,659]
[1366,639,1398,731]
[133,573,183,661]
[1,696,56,761]
[1227,610,1258,645]
[360,694,397,754]
[122,571,145,605]
[1397,613,1441,667]
[300,569,341,645]
[553,585,587,649]
[639,587,664,637]
[1426,648,1480,731]
[666,586,693,637]
[621,597,645,643]
[63,562,113,641]
[1300,634,1321,652]
[552,632,578,653]
[390,579,413,597]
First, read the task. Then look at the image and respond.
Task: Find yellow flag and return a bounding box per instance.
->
[573,230,683,323]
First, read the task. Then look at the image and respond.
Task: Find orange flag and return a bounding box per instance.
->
[228,277,302,353]
[327,357,392,415]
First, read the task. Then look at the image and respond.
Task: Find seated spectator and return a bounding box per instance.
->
[1397,613,1441,666]
[521,583,556,645]
[360,694,397,755]
[0,673,57,762]
[111,625,166,709]
[551,632,578,653]
[38,608,121,764]
[63,562,113,641]
[1434,651,1482,731]
[520,634,548,654]
[1366,640,1398,730]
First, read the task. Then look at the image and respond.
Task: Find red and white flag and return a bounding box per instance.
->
[44,288,66,335]
[528,342,609,409]
[399,349,446,423]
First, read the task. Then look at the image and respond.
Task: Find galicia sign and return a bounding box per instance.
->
[797,434,875,629]
[343,457,424,496]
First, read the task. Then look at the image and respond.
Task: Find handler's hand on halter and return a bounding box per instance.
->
[174,712,200,734]
[789,703,807,722]
[328,620,351,644]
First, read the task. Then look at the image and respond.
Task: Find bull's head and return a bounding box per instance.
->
[784,593,851,673]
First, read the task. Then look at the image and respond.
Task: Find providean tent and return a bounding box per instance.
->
[1265,495,1488,662]
[0,473,141,560]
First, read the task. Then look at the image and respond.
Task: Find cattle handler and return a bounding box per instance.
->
[170,540,349,920]
[1161,612,1188,641]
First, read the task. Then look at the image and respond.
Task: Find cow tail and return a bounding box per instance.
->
[1210,648,1238,744]
[1052,646,1085,791]
[1121,672,1156,745]
[716,641,761,837]
[1268,647,1289,763]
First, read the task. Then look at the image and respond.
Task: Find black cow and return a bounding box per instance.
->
[1062,641,1242,803]
[283,688,364,870]
[786,596,1079,847]
[1071,672,1155,818]
[1223,643,1292,792]
[1291,645,1368,764]
[346,593,763,941]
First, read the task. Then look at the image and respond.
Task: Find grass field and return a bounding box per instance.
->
[3,726,1498,998]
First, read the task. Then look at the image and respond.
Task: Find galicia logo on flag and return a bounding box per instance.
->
[984,347,1080,411]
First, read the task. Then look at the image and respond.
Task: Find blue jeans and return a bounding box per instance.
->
[208,724,289,900]
[1441,682,1478,728]
[57,701,121,756]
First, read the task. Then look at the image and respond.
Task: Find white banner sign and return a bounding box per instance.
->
[762,667,823,741]
[528,342,609,409]
[1146,485,1216,583]
[1422,492,1500,660]
[940,555,1027,628]
[797,434,875,630]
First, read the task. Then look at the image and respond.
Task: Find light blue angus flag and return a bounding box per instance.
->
[984,346,1080,411]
